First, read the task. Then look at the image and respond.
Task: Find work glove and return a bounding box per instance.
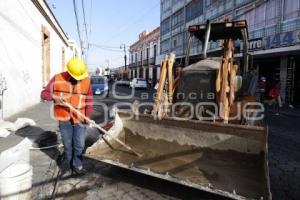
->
[88,120,96,128]
[52,96,65,105]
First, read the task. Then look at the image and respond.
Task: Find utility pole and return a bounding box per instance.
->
[120,44,127,71]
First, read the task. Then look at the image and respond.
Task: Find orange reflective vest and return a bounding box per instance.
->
[53,72,91,123]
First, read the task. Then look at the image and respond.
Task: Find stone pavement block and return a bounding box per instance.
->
[2,94,300,199]
[266,110,300,200]
[85,181,179,200]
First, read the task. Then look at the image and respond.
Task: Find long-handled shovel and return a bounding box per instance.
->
[62,102,142,157]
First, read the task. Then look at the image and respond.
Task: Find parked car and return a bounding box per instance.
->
[129,78,147,89]
[116,78,130,86]
[91,76,109,97]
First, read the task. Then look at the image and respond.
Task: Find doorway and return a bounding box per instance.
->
[255,57,280,95]
[145,68,149,81]
[42,26,50,87]
[153,67,157,83]
[139,68,143,78]
[293,56,300,107]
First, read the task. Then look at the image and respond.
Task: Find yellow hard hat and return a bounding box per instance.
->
[66,58,88,80]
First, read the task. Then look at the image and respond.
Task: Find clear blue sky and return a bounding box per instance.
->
[46,0,160,70]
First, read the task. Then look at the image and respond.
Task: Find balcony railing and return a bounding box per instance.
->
[143,59,148,66]
[137,61,142,67]
[149,57,155,65]
[247,17,300,40]
[129,63,137,68]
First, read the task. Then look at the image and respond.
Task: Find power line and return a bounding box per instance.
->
[105,2,160,43]
[81,0,88,42]
[91,48,122,52]
[89,0,93,34]
[72,0,83,56]
[89,43,123,52]
[88,43,120,49]
[81,0,89,62]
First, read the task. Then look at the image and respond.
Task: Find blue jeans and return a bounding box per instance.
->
[59,121,86,169]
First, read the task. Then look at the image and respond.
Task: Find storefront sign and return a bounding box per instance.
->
[248,38,263,51]
[265,31,299,48]
[193,31,300,55]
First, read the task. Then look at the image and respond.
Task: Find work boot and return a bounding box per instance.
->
[59,167,72,178]
[58,161,72,178]
[57,155,72,178]
[72,166,87,176]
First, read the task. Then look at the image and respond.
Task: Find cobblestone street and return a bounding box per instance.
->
[1,86,299,199]
[266,109,300,199]
[1,0,300,199]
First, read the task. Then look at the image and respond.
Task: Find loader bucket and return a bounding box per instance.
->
[86,112,271,200]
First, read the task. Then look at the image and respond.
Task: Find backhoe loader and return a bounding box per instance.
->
[86,20,271,200]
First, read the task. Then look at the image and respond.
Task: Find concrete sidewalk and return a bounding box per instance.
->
[2,102,59,199]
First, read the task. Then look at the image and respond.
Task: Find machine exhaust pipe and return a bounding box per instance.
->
[202,20,211,59]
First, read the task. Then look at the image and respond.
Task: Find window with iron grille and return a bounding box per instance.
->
[205,0,218,7]
[172,33,183,49]
[172,9,184,28]
[161,17,171,35]
[266,0,279,26]
[162,0,172,12]
[186,0,204,22]
[161,39,170,53]
[283,0,300,20]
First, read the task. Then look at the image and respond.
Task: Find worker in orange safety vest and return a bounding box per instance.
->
[41,58,93,176]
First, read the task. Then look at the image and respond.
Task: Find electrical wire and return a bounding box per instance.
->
[87,0,94,63]
[81,0,88,43]
[89,0,93,34]
[72,0,83,56]
[105,2,160,43]
[89,43,121,49]
[85,1,159,67]
[90,43,123,52]
[82,0,89,62]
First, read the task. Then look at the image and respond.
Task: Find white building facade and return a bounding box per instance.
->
[0,0,80,119]
[129,28,161,84]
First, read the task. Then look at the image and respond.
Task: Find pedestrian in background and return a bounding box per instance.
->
[259,77,266,104]
[268,80,282,115]
[148,78,153,88]
[41,58,93,176]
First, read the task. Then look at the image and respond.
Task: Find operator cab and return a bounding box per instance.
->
[175,20,249,119]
